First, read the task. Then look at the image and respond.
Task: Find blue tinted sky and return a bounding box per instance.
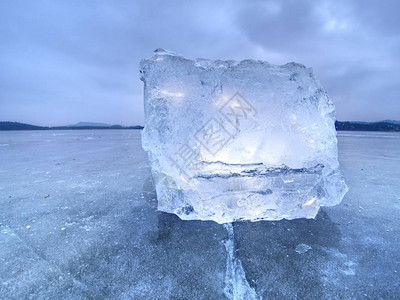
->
[0,0,399,126]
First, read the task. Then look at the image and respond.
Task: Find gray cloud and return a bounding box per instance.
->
[0,0,399,126]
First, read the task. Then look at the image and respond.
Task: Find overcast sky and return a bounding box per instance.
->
[1,0,399,126]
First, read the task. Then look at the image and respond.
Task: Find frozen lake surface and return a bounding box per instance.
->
[0,130,399,299]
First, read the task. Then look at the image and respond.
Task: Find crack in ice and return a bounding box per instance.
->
[223,223,259,300]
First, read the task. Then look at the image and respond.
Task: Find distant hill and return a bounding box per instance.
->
[0,122,49,130]
[335,121,400,132]
[0,121,143,131]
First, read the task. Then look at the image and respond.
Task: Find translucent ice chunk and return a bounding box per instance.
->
[140,49,348,224]
[295,243,312,254]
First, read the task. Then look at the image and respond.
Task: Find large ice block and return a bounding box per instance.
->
[140,49,348,224]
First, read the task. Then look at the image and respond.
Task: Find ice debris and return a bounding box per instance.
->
[295,243,312,254]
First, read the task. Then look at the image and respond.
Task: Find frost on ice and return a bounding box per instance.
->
[140,49,348,224]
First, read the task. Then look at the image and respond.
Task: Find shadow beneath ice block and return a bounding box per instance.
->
[146,212,228,299]
[233,210,341,299]
[141,176,228,299]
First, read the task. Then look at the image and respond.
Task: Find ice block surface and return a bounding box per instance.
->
[140,49,348,223]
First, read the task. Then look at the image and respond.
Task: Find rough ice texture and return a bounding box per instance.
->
[140,49,348,224]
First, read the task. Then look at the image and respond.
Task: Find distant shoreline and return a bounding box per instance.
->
[335,121,400,132]
[0,121,399,132]
[0,122,143,131]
